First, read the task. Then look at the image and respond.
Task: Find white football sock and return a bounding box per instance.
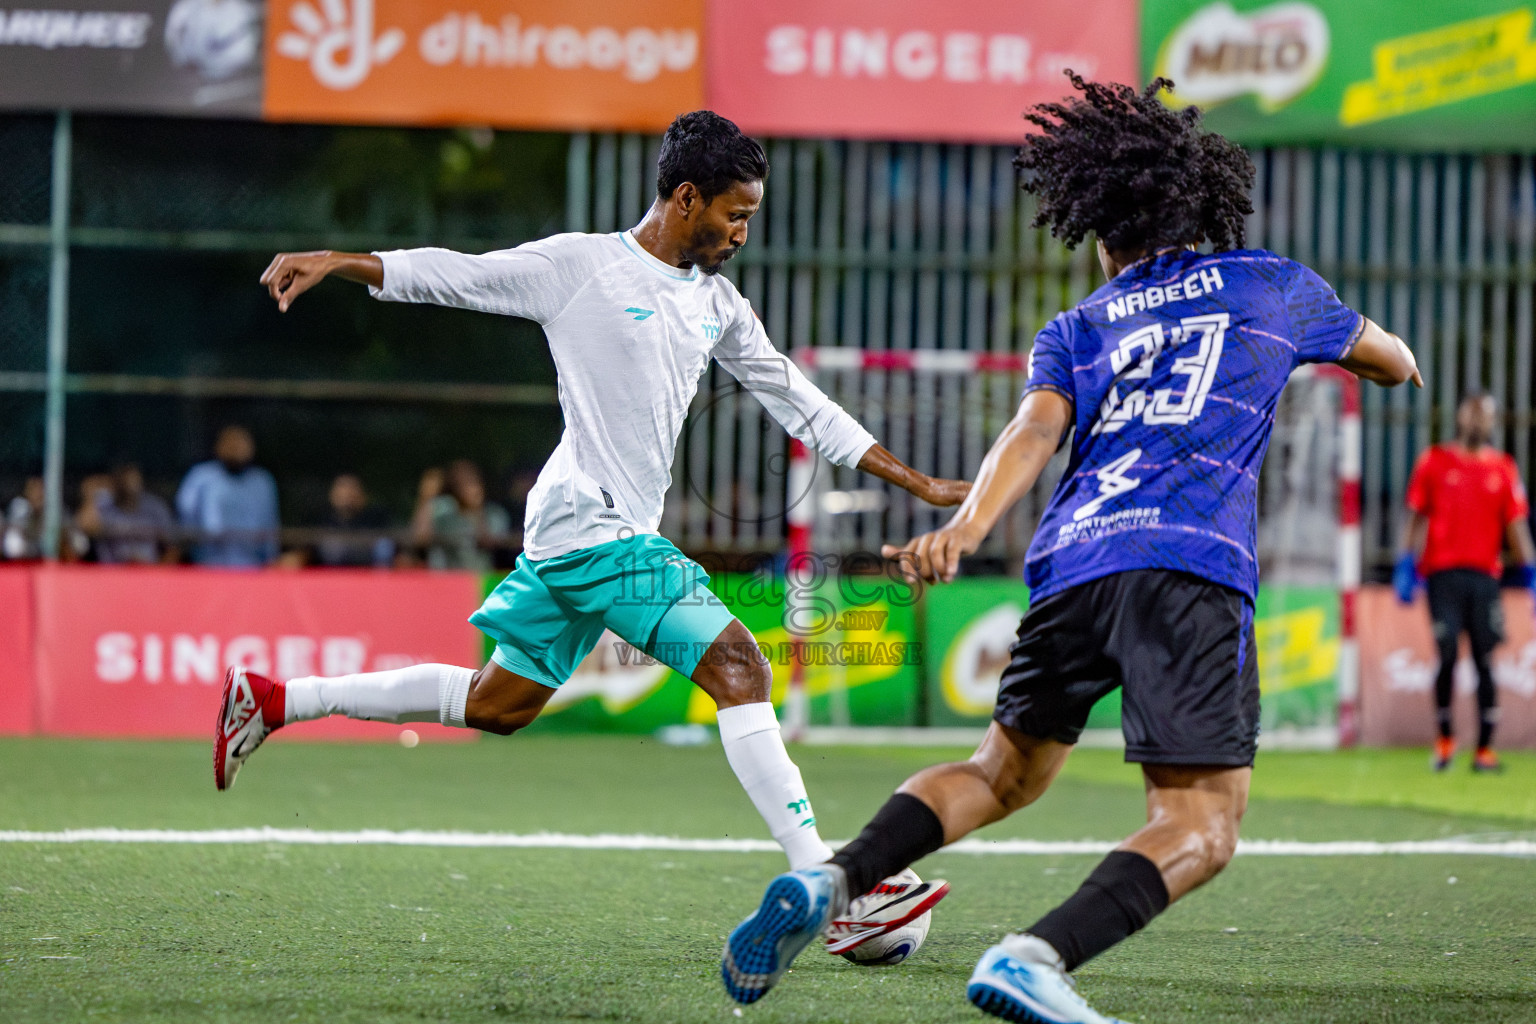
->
[717,702,835,870]
[1002,932,1067,971]
[284,664,474,728]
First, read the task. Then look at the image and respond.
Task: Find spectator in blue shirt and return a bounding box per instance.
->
[176,425,279,567]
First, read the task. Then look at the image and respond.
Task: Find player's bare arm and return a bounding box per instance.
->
[260,250,383,312]
[1510,516,1536,568]
[881,389,1072,584]
[1399,511,1429,560]
[1338,318,1422,387]
[855,444,970,508]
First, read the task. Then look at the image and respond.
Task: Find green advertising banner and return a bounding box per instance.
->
[924,579,1340,734]
[488,570,921,733]
[1143,1,1536,148]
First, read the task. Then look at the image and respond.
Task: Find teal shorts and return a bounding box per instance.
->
[469,534,737,688]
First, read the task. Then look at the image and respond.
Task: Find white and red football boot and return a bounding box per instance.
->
[214,665,286,791]
[824,868,951,956]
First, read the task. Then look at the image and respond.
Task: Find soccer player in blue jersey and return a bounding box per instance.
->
[721,74,1421,1022]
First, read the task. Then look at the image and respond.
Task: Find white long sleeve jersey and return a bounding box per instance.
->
[372,230,877,561]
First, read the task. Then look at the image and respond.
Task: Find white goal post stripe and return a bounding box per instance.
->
[0,828,1530,857]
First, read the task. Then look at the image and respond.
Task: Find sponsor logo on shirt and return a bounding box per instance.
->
[624,306,655,320]
[1073,447,1145,521]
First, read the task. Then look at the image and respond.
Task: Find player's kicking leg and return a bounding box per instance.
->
[725,570,1258,1018]
[214,658,549,790]
[724,721,1244,1020]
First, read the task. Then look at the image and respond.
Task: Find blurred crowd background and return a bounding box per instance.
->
[3,421,540,570]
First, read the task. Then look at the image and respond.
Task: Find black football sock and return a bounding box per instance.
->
[1027,850,1170,971]
[1474,660,1498,750]
[1477,707,1498,750]
[829,793,945,898]
[1433,657,1456,739]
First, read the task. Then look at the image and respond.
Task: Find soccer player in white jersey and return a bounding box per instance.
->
[218,111,958,951]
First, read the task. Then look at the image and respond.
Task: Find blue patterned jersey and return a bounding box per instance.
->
[1022,249,1363,601]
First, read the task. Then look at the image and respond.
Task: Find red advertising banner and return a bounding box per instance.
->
[32,566,482,742]
[1359,585,1536,748]
[263,0,705,131]
[0,566,36,735]
[705,0,1140,143]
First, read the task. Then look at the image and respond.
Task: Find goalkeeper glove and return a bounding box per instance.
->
[1393,553,1420,605]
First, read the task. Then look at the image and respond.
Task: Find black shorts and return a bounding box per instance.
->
[993,569,1260,767]
[1425,569,1504,660]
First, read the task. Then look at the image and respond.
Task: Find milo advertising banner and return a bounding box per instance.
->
[926,579,1341,734]
[486,569,920,733]
[1144,1,1536,148]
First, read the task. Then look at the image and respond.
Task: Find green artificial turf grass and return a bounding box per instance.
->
[1,845,1531,1024]
[1,737,1532,838]
[1,737,1533,1022]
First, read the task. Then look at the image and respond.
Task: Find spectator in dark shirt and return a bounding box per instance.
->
[493,467,538,568]
[77,463,179,564]
[311,473,394,568]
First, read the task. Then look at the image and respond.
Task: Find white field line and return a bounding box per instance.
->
[0,828,1532,857]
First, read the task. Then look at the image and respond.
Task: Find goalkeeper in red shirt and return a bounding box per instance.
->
[1397,391,1535,772]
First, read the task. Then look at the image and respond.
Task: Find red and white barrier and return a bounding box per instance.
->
[793,348,1029,374]
[1310,365,1362,747]
[783,438,814,741]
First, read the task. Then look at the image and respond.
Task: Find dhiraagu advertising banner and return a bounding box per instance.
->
[490,570,921,733]
[1143,1,1536,148]
[925,579,1341,734]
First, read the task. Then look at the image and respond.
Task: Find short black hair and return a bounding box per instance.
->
[656,110,768,203]
[1015,72,1254,254]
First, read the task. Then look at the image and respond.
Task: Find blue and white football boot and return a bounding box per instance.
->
[967,934,1130,1024]
[721,865,847,1004]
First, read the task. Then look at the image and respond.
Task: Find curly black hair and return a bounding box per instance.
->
[1015,72,1254,255]
[656,110,768,203]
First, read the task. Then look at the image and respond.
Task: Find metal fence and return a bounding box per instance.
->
[569,135,1536,569]
[1246,150,1536,565]
[4,119,1533,568]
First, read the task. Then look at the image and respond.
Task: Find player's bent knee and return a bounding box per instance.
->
[988,765,1039,814]
[694,641,772,708]
[475,706,540,736]
[1203,821,1240,874]
[464,665,551,736]
[1189,812,1241,878]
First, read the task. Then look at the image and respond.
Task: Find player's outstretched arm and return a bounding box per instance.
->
[260,251,383,313]
[882,389,1072,584]
[1509,518,1536,581]
[855,445,971,507]
[1337,318,1423,387]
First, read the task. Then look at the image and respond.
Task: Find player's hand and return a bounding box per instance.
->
[918,476,972,507]
[1400,342,1424,388]
[882,522,982,584]
[1516,564,1536,610]
[1392,553,1420,605]
[260,250,336,312]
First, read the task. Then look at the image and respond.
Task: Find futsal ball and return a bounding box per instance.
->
[839,909,932,966]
